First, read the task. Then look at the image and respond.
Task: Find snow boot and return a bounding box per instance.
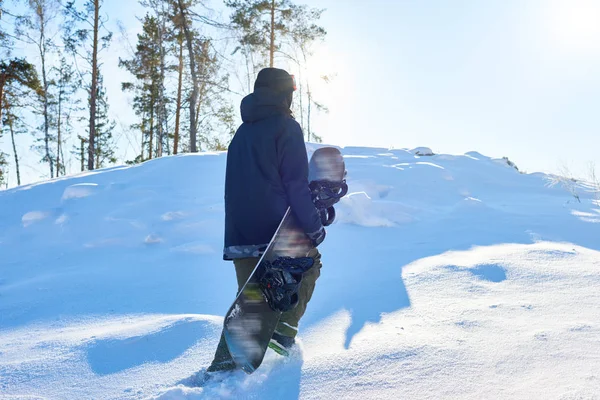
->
[268,332,295,356]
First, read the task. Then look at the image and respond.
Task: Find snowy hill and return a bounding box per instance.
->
[1,145,599,399]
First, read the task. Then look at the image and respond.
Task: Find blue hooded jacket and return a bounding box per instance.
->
[223,74,323,260]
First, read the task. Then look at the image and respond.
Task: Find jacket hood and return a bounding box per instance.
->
[254,67,295,92]
[240,87,292,123]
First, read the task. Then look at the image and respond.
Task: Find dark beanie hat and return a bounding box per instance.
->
[254,67,295,93]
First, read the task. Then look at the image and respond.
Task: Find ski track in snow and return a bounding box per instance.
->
[1,147,600,399]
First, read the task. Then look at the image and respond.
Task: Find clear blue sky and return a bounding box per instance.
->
[302,0,600,177]
[2,0,600,187]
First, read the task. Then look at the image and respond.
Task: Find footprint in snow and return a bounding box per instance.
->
[446,264,507,283]
[468,264,507,283]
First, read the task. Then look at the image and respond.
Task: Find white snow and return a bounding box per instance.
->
[61,183,99,201]
[410,147,435,156]
[55,213,69,225]
[1,146,600,399]
[162,211,188,221]
[21,211,49,227]
[145,234,164,244]
[415,161,444,169]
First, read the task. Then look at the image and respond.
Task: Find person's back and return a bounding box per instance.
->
[224,68,324,260]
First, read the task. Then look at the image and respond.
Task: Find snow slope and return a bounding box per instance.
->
[1,145,599,399]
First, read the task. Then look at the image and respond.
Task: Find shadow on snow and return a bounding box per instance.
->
[86,319,212,375]
[301,202,600,349]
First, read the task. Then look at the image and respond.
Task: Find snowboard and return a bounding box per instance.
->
[222,146,347,374]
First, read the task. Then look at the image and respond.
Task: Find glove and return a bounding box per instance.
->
[307,226,326,247]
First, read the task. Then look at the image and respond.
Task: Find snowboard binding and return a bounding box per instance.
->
[258,256,315,312]
[310,179,348,226]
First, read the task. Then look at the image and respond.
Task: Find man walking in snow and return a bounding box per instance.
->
[207,67,326,373]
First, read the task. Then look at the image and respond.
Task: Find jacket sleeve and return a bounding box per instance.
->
[277,120,323,237]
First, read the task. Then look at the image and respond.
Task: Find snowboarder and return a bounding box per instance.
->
[207,67,327,374]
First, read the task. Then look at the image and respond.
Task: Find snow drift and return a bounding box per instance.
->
[1,145,599,399]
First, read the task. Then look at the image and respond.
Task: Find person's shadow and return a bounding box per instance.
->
[300,196,600,350]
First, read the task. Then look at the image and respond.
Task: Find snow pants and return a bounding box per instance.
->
[207,248,322,372]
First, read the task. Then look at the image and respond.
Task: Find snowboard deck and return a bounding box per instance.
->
[223,147,346,374]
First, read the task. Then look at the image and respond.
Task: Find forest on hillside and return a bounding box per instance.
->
[0,0,329,187]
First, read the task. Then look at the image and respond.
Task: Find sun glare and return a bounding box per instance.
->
[546,0,600,54]
[304,45,335,83]
[287,43,344,105]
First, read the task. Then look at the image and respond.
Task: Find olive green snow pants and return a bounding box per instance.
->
[207,248,322,372]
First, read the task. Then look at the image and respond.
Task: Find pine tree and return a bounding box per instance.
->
[0,0,10,55]
[226,0,328,142]
[63,0,112,170]
[172,0,200,153]
[1,62,41,187]
[15,0,60,178]
[0,59,41,126]
[120,14,162,161]
[0,143,7,188]
[173,29,184,155]
[2,85,28,187]
[3,106,27,186]
[140,0,171,158]
[92,71,116,168]
[226,0,297,68]
[193,40,236,151]
[72,134,87,171]
[53,55,80,176]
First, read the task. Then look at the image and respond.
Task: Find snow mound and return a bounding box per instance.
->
[464,151,487,160]
[1,146,600,399]
[61,183,99,200]
[492,156,520,171]
[410,147,435,156]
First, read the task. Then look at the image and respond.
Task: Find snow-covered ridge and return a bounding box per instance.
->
[1,145,599,399]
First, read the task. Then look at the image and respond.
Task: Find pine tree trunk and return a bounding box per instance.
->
[59,143,65,176]
[8,114,21,186]
[157,16,166,158]
[140,111,146,162]
[270,0,275,67]
[56,87,62,176]
[193,40,209,143]
[149,96,155,160]
[94,88,100,170]
[38,10,53,178]
[80,136,85,171]
[177,0,198,153]
[0,79,5,128]
[173,34,183,155]
[88,0,100,170]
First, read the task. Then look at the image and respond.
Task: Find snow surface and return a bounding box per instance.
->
[1,145,600,399]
